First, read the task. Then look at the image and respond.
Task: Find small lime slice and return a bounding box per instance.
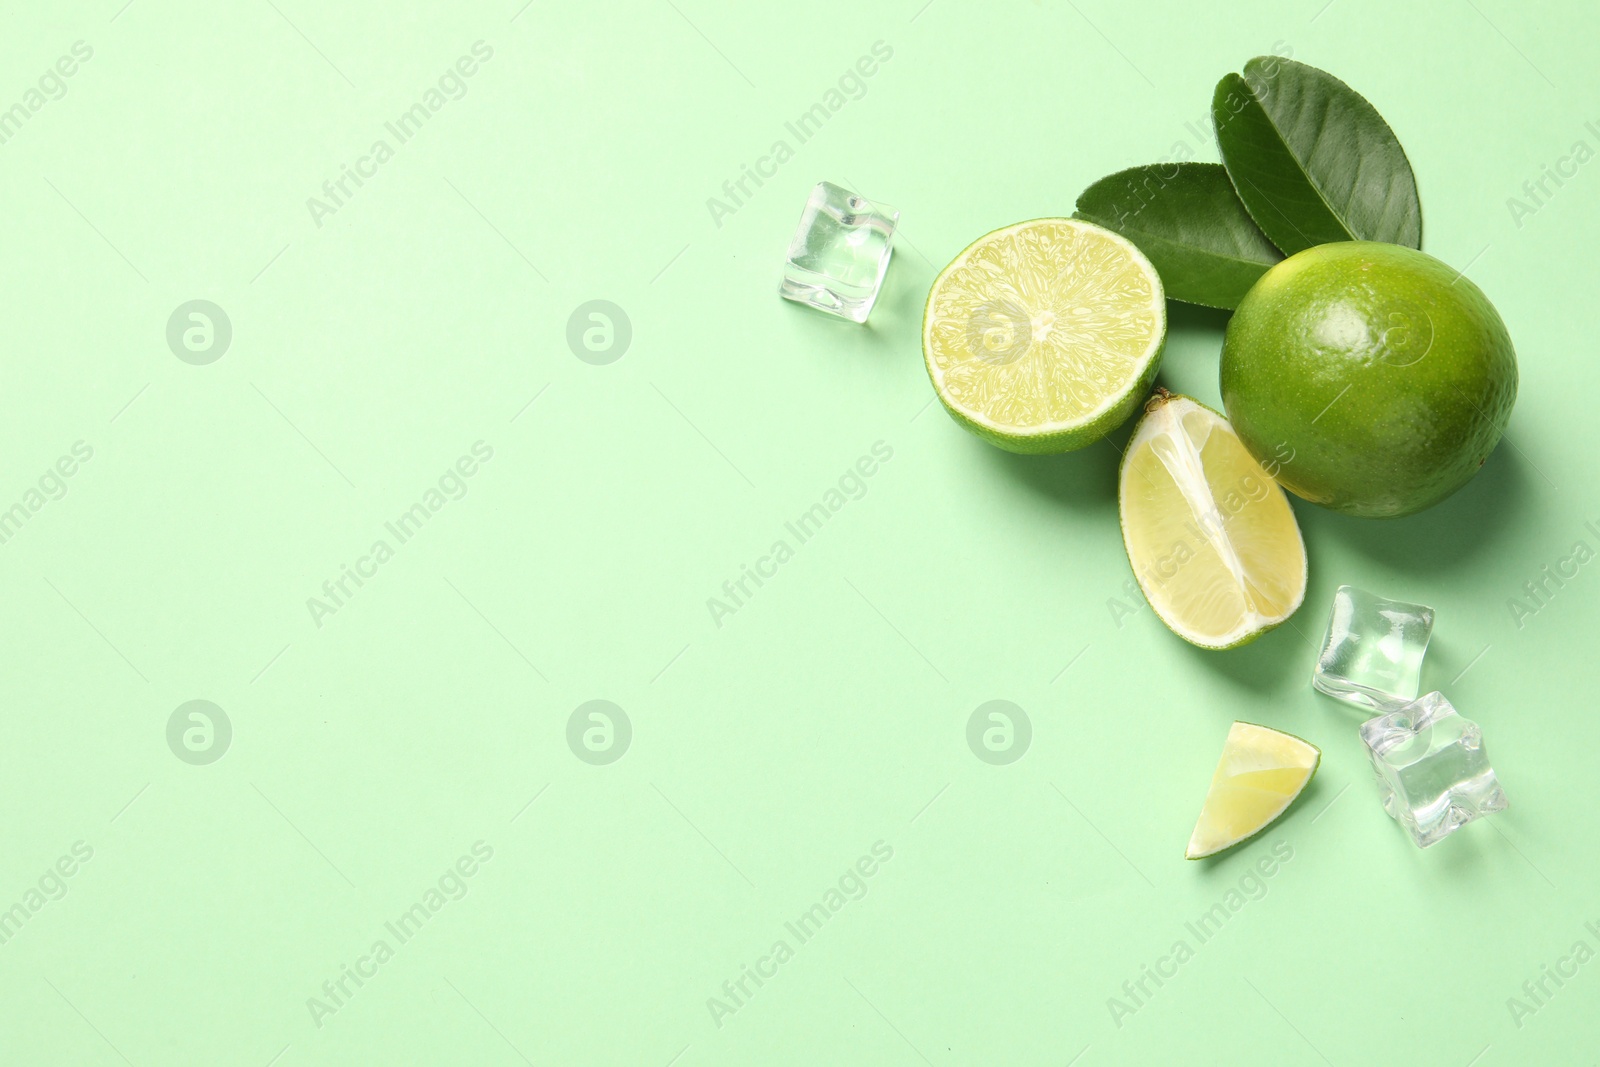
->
[1187,721,1320,859]
[1119,391,1307,649]
[922,218,1166,453]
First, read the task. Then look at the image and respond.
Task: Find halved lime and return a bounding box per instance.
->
[923,218,1166,453]
[1119,391,1306,649]
[1187,721,1320,859]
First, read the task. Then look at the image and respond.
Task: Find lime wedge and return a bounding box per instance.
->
[1119,391,1307,648]
[923,218,1166,453]
[1187,721,1320,859]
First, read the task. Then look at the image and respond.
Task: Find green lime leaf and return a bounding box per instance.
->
[1074,163,1283,310]
[1213,56,1421,255]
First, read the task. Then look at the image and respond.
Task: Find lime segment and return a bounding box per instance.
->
[1187,721,1320,859]
[1119,392,1306,649]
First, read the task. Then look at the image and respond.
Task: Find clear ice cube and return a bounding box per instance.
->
[779,181,897,323]
[1312,584,1434,711]
[1359,692,1508,848]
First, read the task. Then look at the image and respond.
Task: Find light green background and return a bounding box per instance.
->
[1,1,1596,1063]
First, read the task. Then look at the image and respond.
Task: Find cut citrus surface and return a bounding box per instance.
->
[1119,391,1306,649]
[923,218,1166,453]
[1187,721,1320,859]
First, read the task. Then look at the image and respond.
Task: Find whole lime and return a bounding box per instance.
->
[1220,242,1517,518]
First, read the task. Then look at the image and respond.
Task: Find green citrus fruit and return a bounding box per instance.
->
[1220,242,1518,518]
[1119,391,1307,649]
[1186,721,1320,859]
[923,218,1166,453]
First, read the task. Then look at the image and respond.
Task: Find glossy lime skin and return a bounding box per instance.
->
[1220,242,1517,518]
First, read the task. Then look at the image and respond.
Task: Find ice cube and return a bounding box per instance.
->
[1359,692,1508,848]
[779,181,897,323]
[1312,584,1434,711]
